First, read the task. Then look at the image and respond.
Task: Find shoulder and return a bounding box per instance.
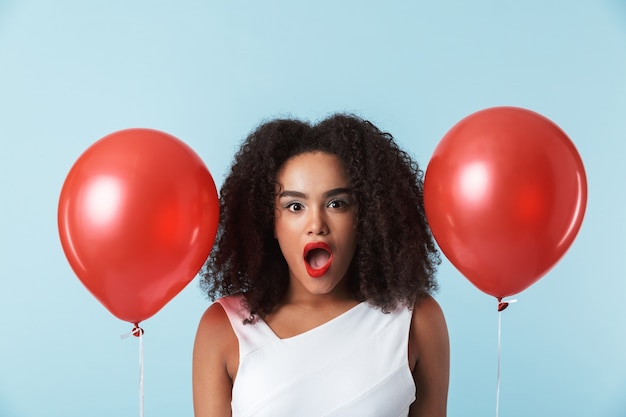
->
[195,294,252,367]
[193,298,241,389]
[411,295,446,327]
[196,293,251,336]
[193,299,240,415]
[409,295,448,356]
[408,295,450,416]
[194,299,239,359]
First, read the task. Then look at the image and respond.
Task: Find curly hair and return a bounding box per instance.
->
[200,113,440,317]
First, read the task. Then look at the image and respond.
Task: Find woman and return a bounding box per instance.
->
[193,114,449,416]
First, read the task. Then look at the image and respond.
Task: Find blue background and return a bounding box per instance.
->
[1,1,625,416]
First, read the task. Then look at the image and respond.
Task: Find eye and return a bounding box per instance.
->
[286,202,304,212]
[327,199,348,210]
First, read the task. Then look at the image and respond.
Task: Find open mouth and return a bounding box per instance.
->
[303,242,333,278]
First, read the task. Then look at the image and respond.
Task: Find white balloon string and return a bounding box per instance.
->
[496,308,502,417]
[139,327,144,417]
[120,324,144,417]
[496,298,517,417]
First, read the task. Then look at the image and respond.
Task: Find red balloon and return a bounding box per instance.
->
[424,107,587,298]
[58,128,219,323]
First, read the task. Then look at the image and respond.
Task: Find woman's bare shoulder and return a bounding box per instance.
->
[408,295,449,416]
[195,300,238,350]
[193,300,239,416]
[410,295,448,350]
[413,295,446,322]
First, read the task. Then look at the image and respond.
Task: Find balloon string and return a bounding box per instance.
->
[496,306,502,417]
[120,323,145,417]
[138,325,144,417]
[496,298,517,417]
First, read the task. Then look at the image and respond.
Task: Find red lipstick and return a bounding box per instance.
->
[303,242,333,278]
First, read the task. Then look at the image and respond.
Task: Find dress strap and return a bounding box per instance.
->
[216,295,276,359]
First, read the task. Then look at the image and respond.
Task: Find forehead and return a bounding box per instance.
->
[276,151,350,188]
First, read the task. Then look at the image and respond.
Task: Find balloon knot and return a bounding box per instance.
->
[497,297,517,312]
[132,323,144,337]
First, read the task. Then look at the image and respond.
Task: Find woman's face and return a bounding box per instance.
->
[274,151,358,298]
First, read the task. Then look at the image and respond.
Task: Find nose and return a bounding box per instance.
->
[307,207,329,236]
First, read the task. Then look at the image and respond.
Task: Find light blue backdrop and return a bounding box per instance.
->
[1,1,625,416]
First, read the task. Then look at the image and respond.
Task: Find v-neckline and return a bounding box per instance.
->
[258,301,366,341]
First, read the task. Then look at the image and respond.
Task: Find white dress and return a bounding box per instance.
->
[217,294,416,417]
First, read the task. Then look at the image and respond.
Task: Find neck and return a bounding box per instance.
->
[284,286,356,310]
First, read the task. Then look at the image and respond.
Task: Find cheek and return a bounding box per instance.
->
[273,217,300,250]
[273,210,293,238]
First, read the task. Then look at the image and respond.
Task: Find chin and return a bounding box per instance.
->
[304,278,346,296]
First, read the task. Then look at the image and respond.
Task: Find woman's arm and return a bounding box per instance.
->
[409,295,450,417]
[192,303,238,417]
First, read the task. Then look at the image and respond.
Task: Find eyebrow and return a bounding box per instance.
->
[278,187,351,199]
